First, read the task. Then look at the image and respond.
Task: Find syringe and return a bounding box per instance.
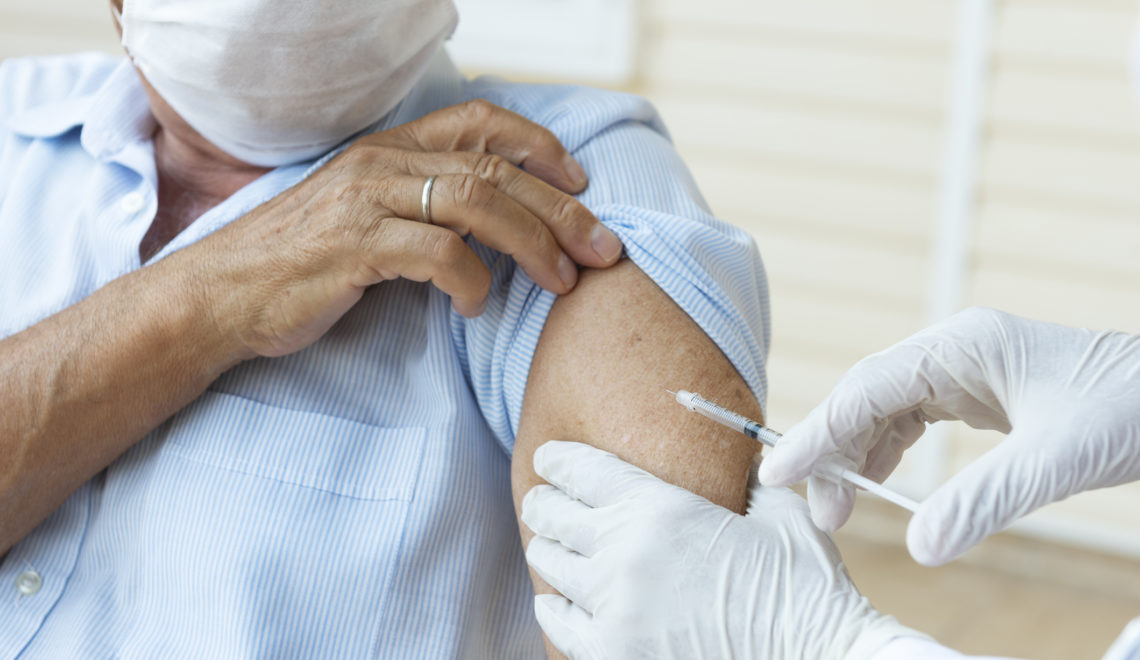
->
[668,389,920,513]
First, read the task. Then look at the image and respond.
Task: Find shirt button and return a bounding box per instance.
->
[15,570,42,596]
[120,192,145,214]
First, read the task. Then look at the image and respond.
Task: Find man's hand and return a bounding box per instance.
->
[180,99,623,359]
[759,307,1140,566]
[521,441,921,660]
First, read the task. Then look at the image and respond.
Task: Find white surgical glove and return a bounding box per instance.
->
[759,307,1140,566]
[521,440,926,660]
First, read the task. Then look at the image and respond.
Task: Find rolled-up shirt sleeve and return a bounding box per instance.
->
[453,87,770,456]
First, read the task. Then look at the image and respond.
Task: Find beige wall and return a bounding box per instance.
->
[2,0,1139,557]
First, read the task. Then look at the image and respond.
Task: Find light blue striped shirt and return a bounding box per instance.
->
[0,50,769,658]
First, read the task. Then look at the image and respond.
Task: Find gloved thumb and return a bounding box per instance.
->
[906,431,1064,566]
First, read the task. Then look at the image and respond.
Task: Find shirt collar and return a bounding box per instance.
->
[5,58,155,162]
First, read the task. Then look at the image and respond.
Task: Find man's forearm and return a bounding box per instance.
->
[0,254,244,553]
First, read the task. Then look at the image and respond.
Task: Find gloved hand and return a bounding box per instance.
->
[758,307,1140,566]
[521,440,925,660]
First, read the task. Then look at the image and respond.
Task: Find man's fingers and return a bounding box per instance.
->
[385,99,590,193]
[534,594,597,660]
[521,485,602,556]
[365,173,578,294]
[392,150,621,268]
[465,153,619,265]
[526,536,602,614]
[532,441,664,508]
[354,217,491,317]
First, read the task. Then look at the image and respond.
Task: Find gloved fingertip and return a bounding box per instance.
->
[520,484,556,528]
[807,477,854,532]
[757,449,809,487]
[532,440,575,476]
[810,508,840,533]
[531,442,552,475]
[756,459,786,487]
[534,594,590,658]
[520,484,540,513]
[534,593,563,618]
[905,509,956,567]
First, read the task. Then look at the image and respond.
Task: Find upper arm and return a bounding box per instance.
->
[511,259,764,657]
[512,259,762,515]
[455,87,768,656]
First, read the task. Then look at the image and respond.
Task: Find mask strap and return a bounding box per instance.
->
[111,3,131,51]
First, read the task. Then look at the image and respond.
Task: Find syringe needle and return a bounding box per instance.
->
[667,388,920,513]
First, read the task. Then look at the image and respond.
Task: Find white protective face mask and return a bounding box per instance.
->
[119,0,458,167]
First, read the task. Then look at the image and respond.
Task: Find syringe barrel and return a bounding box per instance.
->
[677,390,747,433]
[676,390,778,447]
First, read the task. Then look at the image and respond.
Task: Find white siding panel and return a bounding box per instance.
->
[687,158,934,242]
[994,3,1136,70]
[768,293,925,359]
[645,32,946,114]
[651,0,953,45]
[759,233,928,304]
[989,67,1140,138]
[981,136,1140,207]
[969,266,1140,333]
[976,201,1140,279]
[657,95,941,175]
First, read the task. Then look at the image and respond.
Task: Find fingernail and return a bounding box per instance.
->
[562,153,588,189]
[558,254,578,290]
[590,224,623,263]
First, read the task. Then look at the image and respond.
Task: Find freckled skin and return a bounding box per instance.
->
[513,259,763,660]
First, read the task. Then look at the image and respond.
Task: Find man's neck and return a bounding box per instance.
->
[139,127,270,263]
[153,126,269,203]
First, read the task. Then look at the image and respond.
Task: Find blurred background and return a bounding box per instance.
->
[2,0,1139,657]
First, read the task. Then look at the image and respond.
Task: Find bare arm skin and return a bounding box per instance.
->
[513,259,764,659]
[0,254,241,554]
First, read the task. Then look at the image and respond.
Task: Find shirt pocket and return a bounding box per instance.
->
[117,390,427,658]
[160,390,424,500]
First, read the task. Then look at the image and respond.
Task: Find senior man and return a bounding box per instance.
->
[0,0,770,657]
